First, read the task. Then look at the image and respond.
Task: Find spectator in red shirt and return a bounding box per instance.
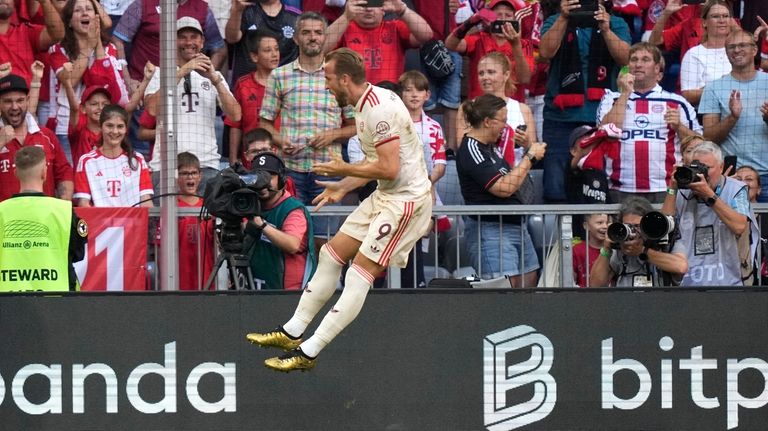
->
[647,0,705,62]
[61,60,154,167]
[446,0,534,102]
[175,151,214,290]
[226,30,280,167]
[0,74,73,202]
[323,0,433,84]
[572,213,609,287]
[0,0,64,85]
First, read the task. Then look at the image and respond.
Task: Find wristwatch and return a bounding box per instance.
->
[705,194,719,207]
[525,152,537,163]
[638,246,649,262]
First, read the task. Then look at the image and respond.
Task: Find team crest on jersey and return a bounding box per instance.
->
[375,121,390,136]
[77,219,89,238]
[282,26,294,39]
[202,81,211,91]
[652,104,664,113]
[122,165,132,177]
[382,28,393,44]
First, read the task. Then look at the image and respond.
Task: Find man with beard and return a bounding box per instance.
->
[247,48,432,372]
[259,12,356,248]
[0,74,72,202]
[144,17,241,193]
[700,29,768,202]
[0,0,63,85]
[246,152,314,290]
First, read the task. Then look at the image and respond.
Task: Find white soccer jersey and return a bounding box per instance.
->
[146,69,230,170]
[413,111,447,174]
[596,85,702,193]
[354,84,431,201]
[74,148,153,207]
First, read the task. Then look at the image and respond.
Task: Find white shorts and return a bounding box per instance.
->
[340,190,432,268]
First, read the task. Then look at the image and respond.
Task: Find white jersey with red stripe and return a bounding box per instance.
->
[354,83,431,201]
[596,85,702,193]
[413,111,447,174]
[74,148,154,207]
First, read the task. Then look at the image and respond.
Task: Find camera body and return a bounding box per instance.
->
[674,160,709,189]
[203,167,272,223]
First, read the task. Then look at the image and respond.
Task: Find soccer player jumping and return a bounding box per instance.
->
[246,48,433,372]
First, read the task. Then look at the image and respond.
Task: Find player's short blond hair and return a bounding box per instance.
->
[14,146,45,181]
[326,48,366,85]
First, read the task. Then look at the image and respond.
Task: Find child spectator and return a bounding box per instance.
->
[572,213,609,287]
[397,70,451,234]
[74,104,153,207]
[61,60,154,166]
[226,30,280,167]
[175,151,214,290]
[241,127,297,198]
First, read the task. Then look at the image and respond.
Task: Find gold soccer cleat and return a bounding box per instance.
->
[264,349,316,373]
[246,326,302,351]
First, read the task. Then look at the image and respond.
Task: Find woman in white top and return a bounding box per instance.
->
[457,51,537,167]
[680,0,734,105]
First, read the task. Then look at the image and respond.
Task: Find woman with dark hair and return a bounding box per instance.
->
[73,105,153,207]
[455,94,546,287]
[48,0,128,163]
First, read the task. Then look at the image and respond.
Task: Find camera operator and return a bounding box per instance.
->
[246,152,316,290]
[589,196,688,287]
[672,141,758,287]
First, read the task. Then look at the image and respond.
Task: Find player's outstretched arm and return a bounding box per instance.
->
[313,139,400,181]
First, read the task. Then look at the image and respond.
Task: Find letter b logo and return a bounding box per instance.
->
[483,325,556,430]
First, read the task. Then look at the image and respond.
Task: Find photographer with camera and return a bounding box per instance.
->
[246,152,315,291]
[589,196,688,287]
[670,141,758,286]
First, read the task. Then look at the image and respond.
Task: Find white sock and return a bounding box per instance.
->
[283,244,345,338]
[300,264,374,358]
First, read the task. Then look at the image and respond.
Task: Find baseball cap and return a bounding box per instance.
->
[177,16,203,35]
[568,125,597,149]
[252,152,284,175]
[81,85,113,104]
[0,74,29,96]
[488,0,524,10]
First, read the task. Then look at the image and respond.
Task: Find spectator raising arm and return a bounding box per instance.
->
[647,0,683,46]
[37,0,66,50]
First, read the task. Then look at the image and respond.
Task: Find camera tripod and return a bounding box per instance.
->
[204,251,257,290]
[203,221,259,290]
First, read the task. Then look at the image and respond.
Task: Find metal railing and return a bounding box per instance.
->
[148,203,768,289]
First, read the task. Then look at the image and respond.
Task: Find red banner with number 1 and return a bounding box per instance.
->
[73,207,148,291]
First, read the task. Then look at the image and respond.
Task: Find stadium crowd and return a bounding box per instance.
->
[0,0,768,289]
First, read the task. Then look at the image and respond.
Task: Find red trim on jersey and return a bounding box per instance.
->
[378,201,414,266]
[634,140,650,190]
[374,135,399,148]
[484,173,502,191]
[359,85,379,111]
